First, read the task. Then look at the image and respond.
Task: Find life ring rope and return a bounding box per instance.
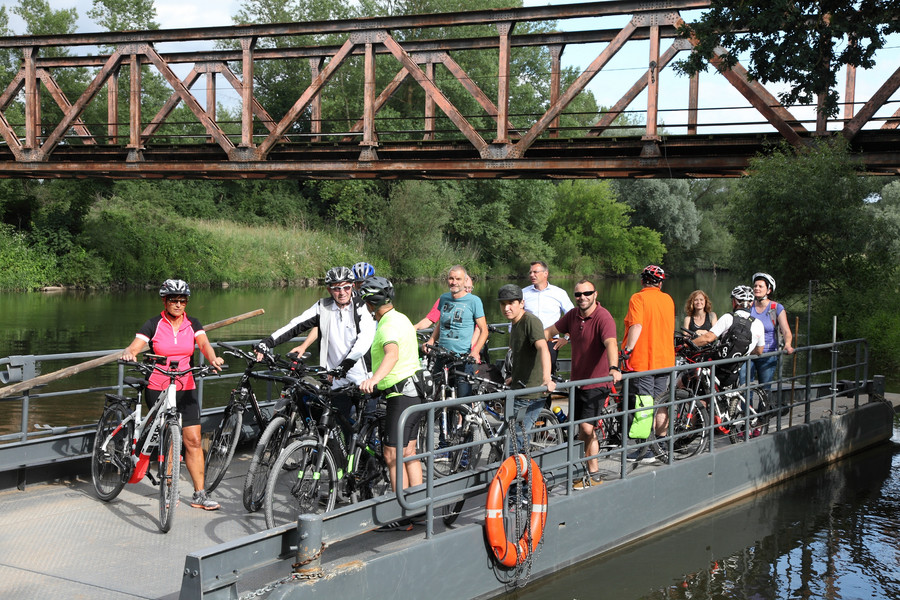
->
[484,453,548,568]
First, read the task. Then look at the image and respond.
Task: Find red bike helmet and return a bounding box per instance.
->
[641,265,666,285]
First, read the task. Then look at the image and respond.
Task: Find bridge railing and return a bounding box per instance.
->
[0,1,897,178]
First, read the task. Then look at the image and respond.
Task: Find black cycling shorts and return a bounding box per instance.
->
[575,387,611,421]
[145,388,201,428]
[384,394,423,448]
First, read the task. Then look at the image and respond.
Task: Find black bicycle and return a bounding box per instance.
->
[203,341,294,494]
[264,381,374,528]
[242,360,325,512]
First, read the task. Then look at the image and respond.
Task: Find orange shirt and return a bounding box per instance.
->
[623,286,675,372]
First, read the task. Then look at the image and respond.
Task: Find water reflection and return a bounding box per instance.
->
[506,427,900,600]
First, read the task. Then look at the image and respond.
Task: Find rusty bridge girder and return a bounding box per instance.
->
[0,0,897,180]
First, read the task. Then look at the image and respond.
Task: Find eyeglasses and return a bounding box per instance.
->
[329,284,353,292]
[573,290,595,298]
[166,297,188,305]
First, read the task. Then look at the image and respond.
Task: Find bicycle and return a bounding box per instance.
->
[651,332,768,462]
[264,380,370,529]
[91,355,220,532]
[242,358,326,512]
[203,341,293,494]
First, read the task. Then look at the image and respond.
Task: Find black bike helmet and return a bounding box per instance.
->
[359,276,394,307]
[324,266,354,285]
[158,279,191,297]
[641,265,666,285]
[351,262,376,281]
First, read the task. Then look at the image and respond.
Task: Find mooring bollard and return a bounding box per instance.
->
[293,513,324,578]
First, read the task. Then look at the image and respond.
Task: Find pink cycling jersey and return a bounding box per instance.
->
[134,311,207,391]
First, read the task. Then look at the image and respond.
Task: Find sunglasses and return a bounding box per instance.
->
[329,284,353,292]
[166,297,188,305]
[573,290,595,298]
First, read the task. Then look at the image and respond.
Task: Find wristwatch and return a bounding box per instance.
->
[609,365,620,372]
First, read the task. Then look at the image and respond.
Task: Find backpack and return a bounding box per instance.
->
[717,312,755,368]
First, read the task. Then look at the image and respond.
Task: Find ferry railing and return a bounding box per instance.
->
[392,337,873,535]
[177,337,875,600]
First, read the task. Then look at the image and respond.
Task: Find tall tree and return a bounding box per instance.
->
[729,138,896,297]
[676,1,900,116]
[88,0,159,32]
[612,179,701,272]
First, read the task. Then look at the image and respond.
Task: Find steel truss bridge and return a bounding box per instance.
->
[0,0,898,180]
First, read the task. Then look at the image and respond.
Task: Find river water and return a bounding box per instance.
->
[504,423,900,600]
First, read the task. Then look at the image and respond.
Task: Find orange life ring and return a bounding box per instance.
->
[484,454,547,567]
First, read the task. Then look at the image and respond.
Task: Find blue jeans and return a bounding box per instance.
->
[740,354,778,409]
[512,396,545,453]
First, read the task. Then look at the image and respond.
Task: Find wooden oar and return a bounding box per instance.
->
[0,308,265,399]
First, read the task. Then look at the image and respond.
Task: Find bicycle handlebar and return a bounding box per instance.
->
[119,359,223,381]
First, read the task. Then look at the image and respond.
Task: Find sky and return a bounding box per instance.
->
[6,0,900,135]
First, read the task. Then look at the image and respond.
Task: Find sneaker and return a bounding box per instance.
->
[572,473,603,490]
[190,490,220,511]
[625,450,656,464]
[377,518,413,532]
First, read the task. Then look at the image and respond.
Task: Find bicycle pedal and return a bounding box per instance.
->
[146,472,159,486]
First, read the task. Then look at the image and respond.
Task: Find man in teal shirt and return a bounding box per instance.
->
[359,276,423,494]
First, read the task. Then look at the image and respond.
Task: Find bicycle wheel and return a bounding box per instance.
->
[728,389,769,444]
[265,438,338,529]
[651,398,708,463]
[418,406,470,477]
[243,415,287,512]
[91,402,133,502]
[158,419,182,533]
[530,408,563,452]
[439,420,487,526]
[204,405,243,494]
[348,447,390,503]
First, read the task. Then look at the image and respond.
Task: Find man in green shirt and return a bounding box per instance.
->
[358,276,423,493]
[499,284,556,452]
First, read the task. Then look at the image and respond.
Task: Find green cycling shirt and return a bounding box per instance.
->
[371,308,420,397]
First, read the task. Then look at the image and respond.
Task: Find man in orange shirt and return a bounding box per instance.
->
[621,265,675,454]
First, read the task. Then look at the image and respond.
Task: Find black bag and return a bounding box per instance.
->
[412,368,434,399]
[717,313,755,366]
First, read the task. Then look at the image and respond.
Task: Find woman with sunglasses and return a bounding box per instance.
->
[121,279,225,511]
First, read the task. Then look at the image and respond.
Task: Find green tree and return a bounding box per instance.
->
[88,0,158,32]
[730,138,896,297]
[612,179,701,272]
[676,0,900,117]
[544,180,664,275]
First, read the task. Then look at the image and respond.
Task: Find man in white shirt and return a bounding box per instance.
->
[256,266,376,421]
[522,260,574,373]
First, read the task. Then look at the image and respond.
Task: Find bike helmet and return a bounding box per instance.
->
[752,272,776,293]
[731,285,754,308]
[641,265,666,285]
[351,261,376,281]
[359,276,394,307]
[324,266,354,285]
[158,279,190,297]
[497,284,523,301]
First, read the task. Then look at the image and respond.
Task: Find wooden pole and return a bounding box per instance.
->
[0,308,264,399]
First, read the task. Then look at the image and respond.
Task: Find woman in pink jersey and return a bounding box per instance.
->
[122,279,224,511]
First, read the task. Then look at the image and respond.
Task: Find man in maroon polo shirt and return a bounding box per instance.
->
[545,279,620,488]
